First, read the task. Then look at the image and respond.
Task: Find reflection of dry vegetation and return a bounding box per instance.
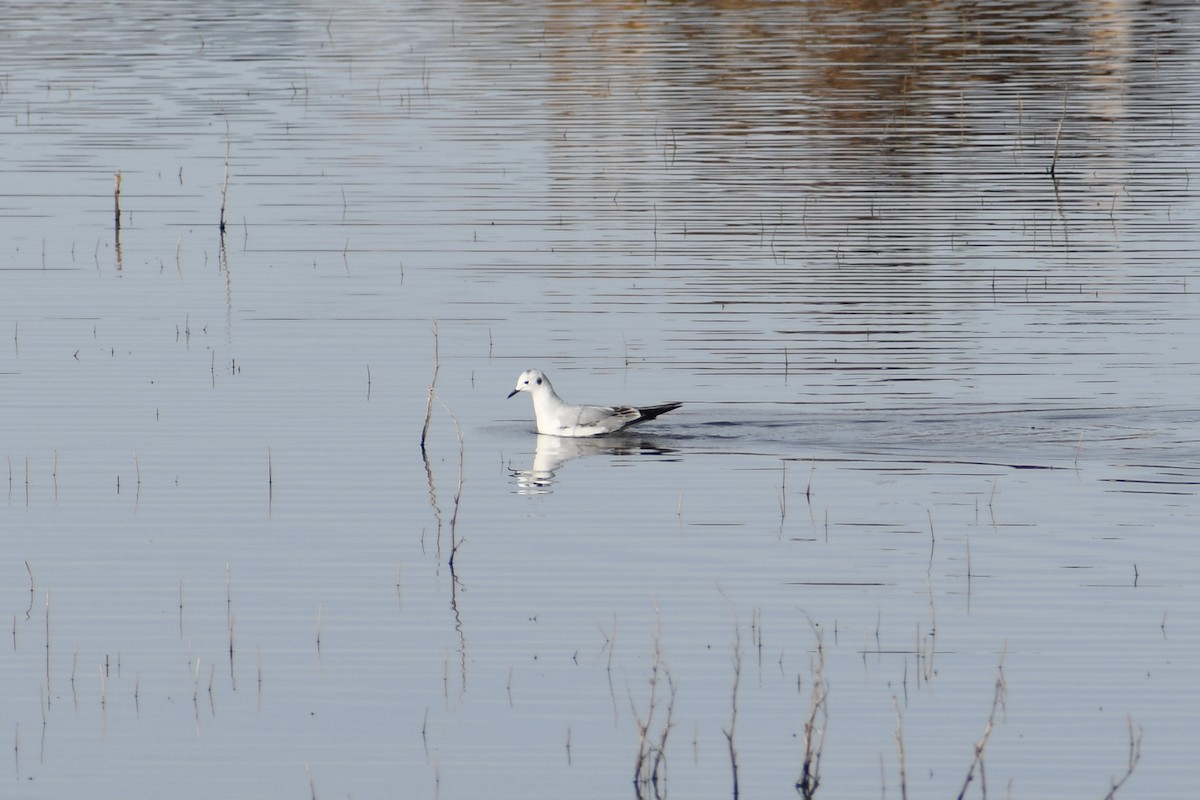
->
[418,321,468,695]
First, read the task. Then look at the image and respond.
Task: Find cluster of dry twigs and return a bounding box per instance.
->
[623,619,1141,800]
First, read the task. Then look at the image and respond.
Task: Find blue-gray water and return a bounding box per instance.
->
[2,1,1197,798]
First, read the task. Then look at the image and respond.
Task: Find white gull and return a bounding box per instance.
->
[507,369,681,437]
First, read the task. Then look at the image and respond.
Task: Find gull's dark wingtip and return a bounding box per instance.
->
[636,402,683,423]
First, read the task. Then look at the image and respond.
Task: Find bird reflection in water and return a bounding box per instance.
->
[511,434,677,495]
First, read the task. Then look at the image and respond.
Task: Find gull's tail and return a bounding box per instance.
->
[634,402,682,424]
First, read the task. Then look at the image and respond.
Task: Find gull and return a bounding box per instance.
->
[507,369,682,437]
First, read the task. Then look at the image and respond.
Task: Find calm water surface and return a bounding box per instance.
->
[2,1,1198,798]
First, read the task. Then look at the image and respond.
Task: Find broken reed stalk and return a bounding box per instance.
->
[420,321,440,451]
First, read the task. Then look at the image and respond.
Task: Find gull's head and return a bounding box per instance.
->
[507,369,548,399]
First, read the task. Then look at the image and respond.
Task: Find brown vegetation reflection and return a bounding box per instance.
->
[524,0,1192,223]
